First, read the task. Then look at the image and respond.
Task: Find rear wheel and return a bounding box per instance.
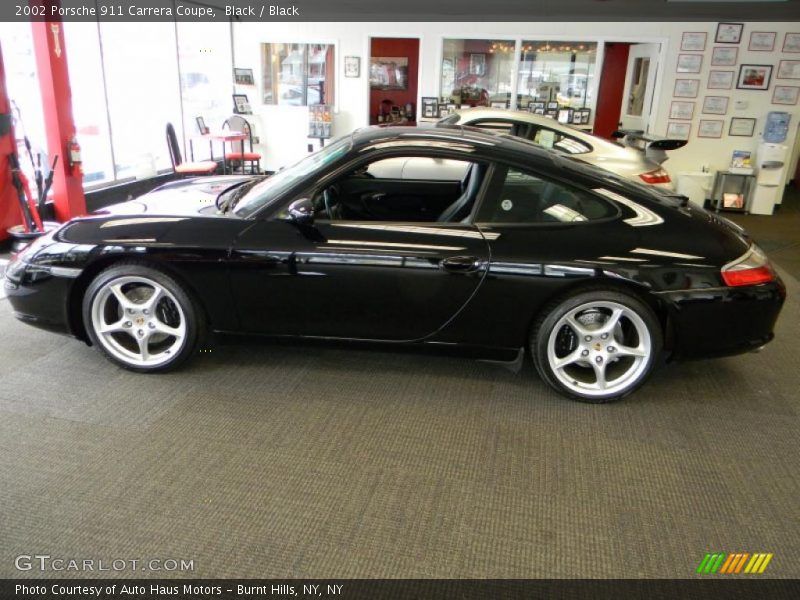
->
[82,264,203,372]
[531,289,662,403]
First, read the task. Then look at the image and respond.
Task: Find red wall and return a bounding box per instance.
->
[369,38,419,123]
[593,43,630,140]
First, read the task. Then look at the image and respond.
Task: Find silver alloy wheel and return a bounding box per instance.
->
[90,275,187,368]
[546,300,652,398]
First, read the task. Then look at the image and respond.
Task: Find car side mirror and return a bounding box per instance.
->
[287,198,314,225]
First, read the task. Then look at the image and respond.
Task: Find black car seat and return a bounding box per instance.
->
[438,163,487,222]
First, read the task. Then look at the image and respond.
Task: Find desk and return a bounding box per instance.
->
[190,131,247,174]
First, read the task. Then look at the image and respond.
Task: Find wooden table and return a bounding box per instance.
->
[190,131,247,174]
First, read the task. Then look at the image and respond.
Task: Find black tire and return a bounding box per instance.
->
[531,288,663,403]
[82,262,205,372]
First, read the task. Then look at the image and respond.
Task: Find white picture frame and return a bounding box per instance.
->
[674,79,700,98]
[344,56,360,78]
[748,32,776,52]
[729,117,756,137]
[708,70,735,90]
[681,32,707,52]
[677,54,703,74]
[670,101,695,120]
[711,47,737,67]
[772,85,800,106]
[777,60,800,80]
[783,33,800,53]
[666,121,691,140]
[702,96,729,115]
[698,119,724,139]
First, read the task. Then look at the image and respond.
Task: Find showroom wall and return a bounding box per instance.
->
[232,20,800,183]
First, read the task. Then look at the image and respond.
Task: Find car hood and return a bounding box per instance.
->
[97,175,257,217]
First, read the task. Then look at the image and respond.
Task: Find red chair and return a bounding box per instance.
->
[222,116,261,174]
[166,123,217,176]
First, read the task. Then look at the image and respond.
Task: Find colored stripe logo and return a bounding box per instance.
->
[697,553,773,574]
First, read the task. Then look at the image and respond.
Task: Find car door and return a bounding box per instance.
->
[228,159,491,342]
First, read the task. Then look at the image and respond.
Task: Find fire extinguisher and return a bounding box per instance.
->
[67,135,82,176]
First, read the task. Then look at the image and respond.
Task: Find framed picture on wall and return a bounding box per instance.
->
[681,32,707,52]
[702,96,729,115]
[674,79,700,98]
[715,22,743,44]
[677,54,703,73]
[748,32,776,52]
[669,100,695,120]
[698,119,724,138]
[777,60,800,80]
[708,70,735,89]
[729,117,756,137]
[737,64,773,90]
[421,97,438,118]
[666,121,691,140]
[783,33,800,53]
[773,85,800,105]
[233,68,255,86]
[469,53,486,76]
[711,47,738,67]
[344,56,360,78]
[370,57,409,90]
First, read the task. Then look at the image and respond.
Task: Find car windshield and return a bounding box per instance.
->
[233,137,351,218]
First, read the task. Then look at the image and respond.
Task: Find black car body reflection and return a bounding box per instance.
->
[5,127,785,402]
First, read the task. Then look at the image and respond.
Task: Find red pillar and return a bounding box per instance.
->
[30,1,86,221]
[0,43,22,240]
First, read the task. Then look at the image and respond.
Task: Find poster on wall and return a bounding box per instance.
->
[674,79,700,98]
[702,96,729,115]
[711,47,737,67]
[370,57,408,90]
[708,70,735,89]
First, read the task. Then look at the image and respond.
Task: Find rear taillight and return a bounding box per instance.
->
[721,244,776,287]
[638,168,672,185]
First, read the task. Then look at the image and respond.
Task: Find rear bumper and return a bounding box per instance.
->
[659,278,786,359]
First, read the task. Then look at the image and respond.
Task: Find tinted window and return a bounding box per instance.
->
[476,166,616,224]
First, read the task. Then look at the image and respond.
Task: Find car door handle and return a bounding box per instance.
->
[440,255,482,273]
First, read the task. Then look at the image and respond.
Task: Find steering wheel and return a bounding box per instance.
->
[323,185,342,220]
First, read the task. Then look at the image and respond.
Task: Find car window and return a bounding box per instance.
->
[464,119,514,134]
[476,166,616,224]
[531,127,592,155]
[366,157,469,181]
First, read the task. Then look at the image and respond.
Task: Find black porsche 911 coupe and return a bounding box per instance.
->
[4,126,785,402]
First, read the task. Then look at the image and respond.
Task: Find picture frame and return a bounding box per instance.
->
[772,85,800,106]
[666,121,691,140]
[777,60,800,80]
[711,46,737,67]
[557,108,574,124]
[528,101,546,113]
[344,56,360,78]
[748,32,776,52]
[677,54,703,74]
[729,117,756,137]
[783,33,800,53]
[736,64,773,90]
[469,53,485,76]
[370,57,409,90]
[233,68,255,86]
[437,103,451,118]
[232,93,252,114]
[669,100,695,121]
[681,32,707,52]
[195,116,208,135]
[674,79,700,98]
[578,108,592,125]
[533,108,545,115]
[421,97,438,119]
[702,96,729,115]
[546,101,559,111]
[715,22,743,44]
[698,119,724,139]
[708,70,735,90]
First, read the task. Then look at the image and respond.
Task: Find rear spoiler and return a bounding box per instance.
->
[611,129,687,165]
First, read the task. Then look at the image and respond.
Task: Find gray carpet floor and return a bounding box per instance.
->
[1,208,799,579]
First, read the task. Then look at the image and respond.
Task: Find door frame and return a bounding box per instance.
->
[365,34,424,127]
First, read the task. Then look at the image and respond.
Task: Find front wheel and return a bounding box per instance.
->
[82,263,204,372]
[531,289,662,403]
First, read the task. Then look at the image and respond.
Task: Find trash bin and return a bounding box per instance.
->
[677,171,714,207]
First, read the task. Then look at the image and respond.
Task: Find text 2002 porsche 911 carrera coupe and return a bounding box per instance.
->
[4,127,786,402]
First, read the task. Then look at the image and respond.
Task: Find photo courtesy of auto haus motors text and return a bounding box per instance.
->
[1,0,799,599]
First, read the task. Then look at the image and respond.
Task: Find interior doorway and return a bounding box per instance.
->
[593,42,661,140]
[368,37,420,125]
